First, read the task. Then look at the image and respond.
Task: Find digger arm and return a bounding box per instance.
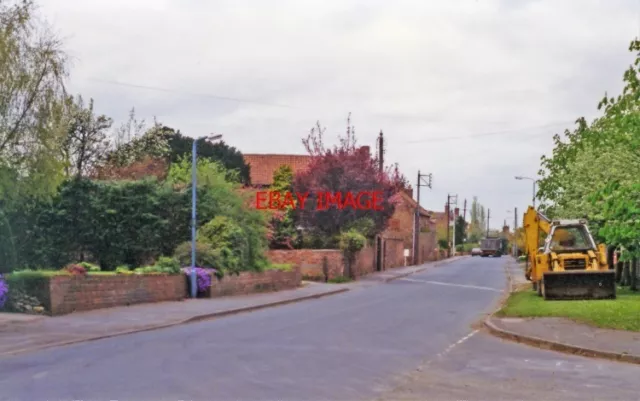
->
[523,206,550,280]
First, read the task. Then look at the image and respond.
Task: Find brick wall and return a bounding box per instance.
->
[352,246,375,277]
[384,238,405,269]
[267,249,344,280]
[48,275,185,316]
[266,248,377,280]
[209,266,302,297]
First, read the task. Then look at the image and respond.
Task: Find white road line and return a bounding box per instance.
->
[399,278,503,292]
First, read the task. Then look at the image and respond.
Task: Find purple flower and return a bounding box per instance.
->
[0,275,8,309]
[182,267,214,293]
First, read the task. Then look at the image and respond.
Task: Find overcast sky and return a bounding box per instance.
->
[38,0,639,229]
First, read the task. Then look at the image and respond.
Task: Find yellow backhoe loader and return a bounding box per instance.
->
[523,206,616,300]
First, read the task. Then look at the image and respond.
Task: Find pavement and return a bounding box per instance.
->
[0,256,463,358]
[0,256,638,400]
[486,259,640,365]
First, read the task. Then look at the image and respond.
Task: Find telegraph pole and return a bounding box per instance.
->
[378,131,384,173]
[413,171,432,264]
[447,194,458,256]
[513,207,518,257]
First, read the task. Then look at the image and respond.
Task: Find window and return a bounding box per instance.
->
[550,226,591,251]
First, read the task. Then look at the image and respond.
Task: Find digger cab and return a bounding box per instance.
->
[544,223,596,254]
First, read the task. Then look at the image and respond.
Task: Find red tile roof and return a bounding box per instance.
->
[243,154,312,186]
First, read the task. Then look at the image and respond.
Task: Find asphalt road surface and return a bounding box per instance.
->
[1,257,639,400]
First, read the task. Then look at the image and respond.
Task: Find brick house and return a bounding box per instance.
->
[242,147,439,269]
[243,154,313,188]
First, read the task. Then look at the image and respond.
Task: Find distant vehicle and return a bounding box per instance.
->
[480,237,503,257]
[471,248,482,256]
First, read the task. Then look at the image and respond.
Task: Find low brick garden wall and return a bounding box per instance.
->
[209,266,302,297]
[47,274,185,316]
[267,249,344,280]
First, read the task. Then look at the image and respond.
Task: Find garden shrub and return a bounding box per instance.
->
[78,262,100,272]
[152,256,181,274]
[438,239,448,249]
[339,229,366,279]
[182,267,214,295]
[174,241,221,271]
[3,270,53,312]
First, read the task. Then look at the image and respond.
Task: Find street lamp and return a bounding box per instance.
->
[190,133,223,298]
[515,176,537,209]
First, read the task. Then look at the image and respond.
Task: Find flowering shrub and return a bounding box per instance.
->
[64,264,87,275]
[0,275,8,308]
[182,267,217,294]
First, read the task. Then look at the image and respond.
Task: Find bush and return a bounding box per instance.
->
[152,256,181,274]
[339,229,366,279]
[2,270,53,312]
[438,239,448,249]
[456,244,463,252]
[78,262,100,272]
[115,265,132,274]
[174,241,220,270]
[266,263,293,271]
[328,276,351,283]
[182,267,214,294]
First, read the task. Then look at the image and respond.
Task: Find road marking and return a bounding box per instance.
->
[399,278,502,292]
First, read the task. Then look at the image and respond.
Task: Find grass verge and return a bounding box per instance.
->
[497,287,640,331]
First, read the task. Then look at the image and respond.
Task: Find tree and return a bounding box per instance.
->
[267,165,300,249]
[293,115,408,247]
[0,0,69,200]
[468,197,486,242]
[165,131,251,185]
[103,118,171,168]
[61,95,112,178]
[539,39,640,220]
[455,216,466,245]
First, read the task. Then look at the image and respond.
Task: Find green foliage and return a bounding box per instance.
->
[438,239,448,249]
[105,120,171,168]
[266,263,293,271]
[61,95,112,178]
[590,181,640,262]
[165,132,251,185]
[174,241,221,270]
[152,256,181,274]
[0,0,69,201]
[169,158,268,273]
[339,229,366,278]
[328,276,352,283]
[115,265,133,274]
[267,165,301,249]
[455,244,464,252]
[498,288,640,331]
[77,262,100,272]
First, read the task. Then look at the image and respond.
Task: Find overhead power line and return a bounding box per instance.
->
[86,78,295,109]
[405,121,574,143]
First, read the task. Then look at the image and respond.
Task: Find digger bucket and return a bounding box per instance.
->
[542,271,616,300]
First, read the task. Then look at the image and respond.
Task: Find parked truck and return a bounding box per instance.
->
[480,237,503,257]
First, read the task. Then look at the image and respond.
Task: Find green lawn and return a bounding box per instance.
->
[497,287,640,331]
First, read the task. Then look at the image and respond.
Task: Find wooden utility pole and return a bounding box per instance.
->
[413,171,432,265]
[378,131,384,173]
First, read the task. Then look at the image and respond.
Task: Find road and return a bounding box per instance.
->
[0,257,639,400]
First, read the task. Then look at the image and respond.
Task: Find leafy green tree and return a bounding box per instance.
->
[167,158,268,272]
[0,0,69,200]
[165,131,251,185]
[61,95,113,178]
[267,165,301,249]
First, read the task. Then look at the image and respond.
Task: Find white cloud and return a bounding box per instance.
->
[36,0,640,228]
